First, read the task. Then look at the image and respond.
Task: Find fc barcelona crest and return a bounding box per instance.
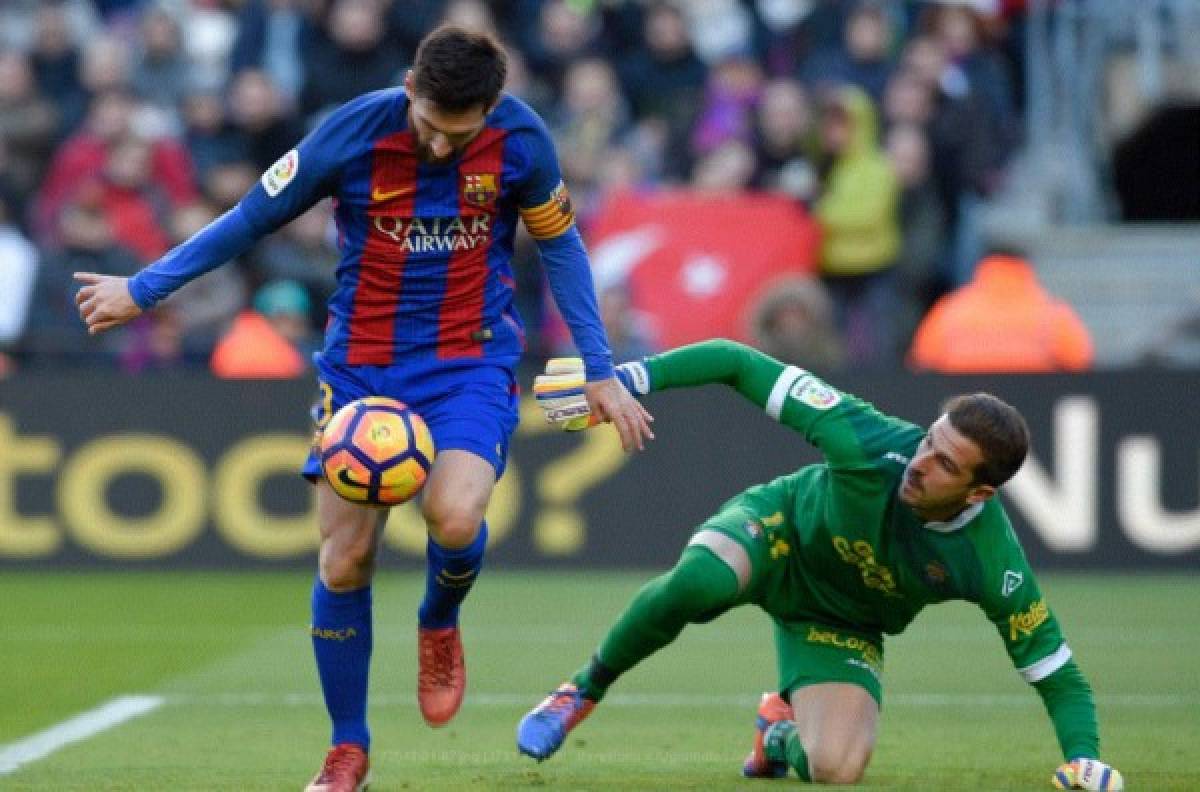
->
[462,173,498,207]
[551,182,572,216]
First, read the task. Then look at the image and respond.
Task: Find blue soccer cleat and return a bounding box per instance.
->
[743,692,794,779]
[516,683,596,761]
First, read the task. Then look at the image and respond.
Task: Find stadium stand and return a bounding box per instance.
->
[0,0,1194,376]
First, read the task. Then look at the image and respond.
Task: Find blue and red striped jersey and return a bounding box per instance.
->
[130,88,613,378]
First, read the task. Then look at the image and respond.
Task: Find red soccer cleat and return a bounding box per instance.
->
[417,625,466,727]
[305,743,369,792]
[743,692,794,779]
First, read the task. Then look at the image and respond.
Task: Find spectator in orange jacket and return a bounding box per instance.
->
[210,279,313,379]
[908,253,1094,373]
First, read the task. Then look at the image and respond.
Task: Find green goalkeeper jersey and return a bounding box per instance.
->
[631,339,1098,759]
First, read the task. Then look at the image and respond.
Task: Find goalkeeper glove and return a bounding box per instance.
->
[1052,759,1123,791]
[533,357,650,431]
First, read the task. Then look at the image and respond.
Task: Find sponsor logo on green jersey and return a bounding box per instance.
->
[1008,599,1049,641]
[806,625,882,669]
[832,536,901,597]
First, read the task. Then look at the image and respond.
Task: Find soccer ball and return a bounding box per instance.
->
[318,397,435,507]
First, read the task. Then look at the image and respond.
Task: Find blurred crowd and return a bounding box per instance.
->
[0,0,1059,378]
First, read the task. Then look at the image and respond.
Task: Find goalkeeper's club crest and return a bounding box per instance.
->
[924,561,947,586]
[462,173,498,207]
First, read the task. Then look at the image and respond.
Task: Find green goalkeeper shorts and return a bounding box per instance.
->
[694,488,885,707]
[772,619,883,706]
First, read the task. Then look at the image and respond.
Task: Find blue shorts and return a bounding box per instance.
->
[302,355,520,480]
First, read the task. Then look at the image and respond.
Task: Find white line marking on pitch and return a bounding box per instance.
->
[176,691,1196,709]
[0,695,163,776]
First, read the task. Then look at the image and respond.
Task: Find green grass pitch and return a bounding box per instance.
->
[1,571,1196,790]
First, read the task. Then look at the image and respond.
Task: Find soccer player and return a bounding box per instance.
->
[74,26,653,792]
[518,340,1122,790]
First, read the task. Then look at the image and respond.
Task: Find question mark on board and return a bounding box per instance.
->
[519,397,628,555]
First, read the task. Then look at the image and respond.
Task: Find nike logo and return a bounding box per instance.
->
[336,468,367,489]
[372,185,413,202]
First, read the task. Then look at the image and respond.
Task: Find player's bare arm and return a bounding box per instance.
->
[73,273,142,335]
[584,377,655,452]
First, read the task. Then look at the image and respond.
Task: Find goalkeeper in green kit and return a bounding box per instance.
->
[517,339,1123,790]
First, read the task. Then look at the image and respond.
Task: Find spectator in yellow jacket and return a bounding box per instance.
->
[815,85,901,366]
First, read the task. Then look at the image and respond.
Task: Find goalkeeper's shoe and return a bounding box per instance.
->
[417,625,465,727]
[516,683,596,761]
[742,692,794,779]
[305,743,369,792]
[1052,758,1124,790]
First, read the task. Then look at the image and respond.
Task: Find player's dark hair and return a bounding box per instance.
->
[942,393,1029,487]
[411,26,507,112]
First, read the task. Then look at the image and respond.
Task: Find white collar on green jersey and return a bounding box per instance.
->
[923,501,984,533]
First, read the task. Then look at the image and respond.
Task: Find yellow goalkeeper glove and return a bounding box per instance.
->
[533,358,597,431]
[534,357,650,431]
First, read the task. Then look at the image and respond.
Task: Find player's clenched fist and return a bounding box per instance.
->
[74,272,142,335]
[1052,758,1123,790]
